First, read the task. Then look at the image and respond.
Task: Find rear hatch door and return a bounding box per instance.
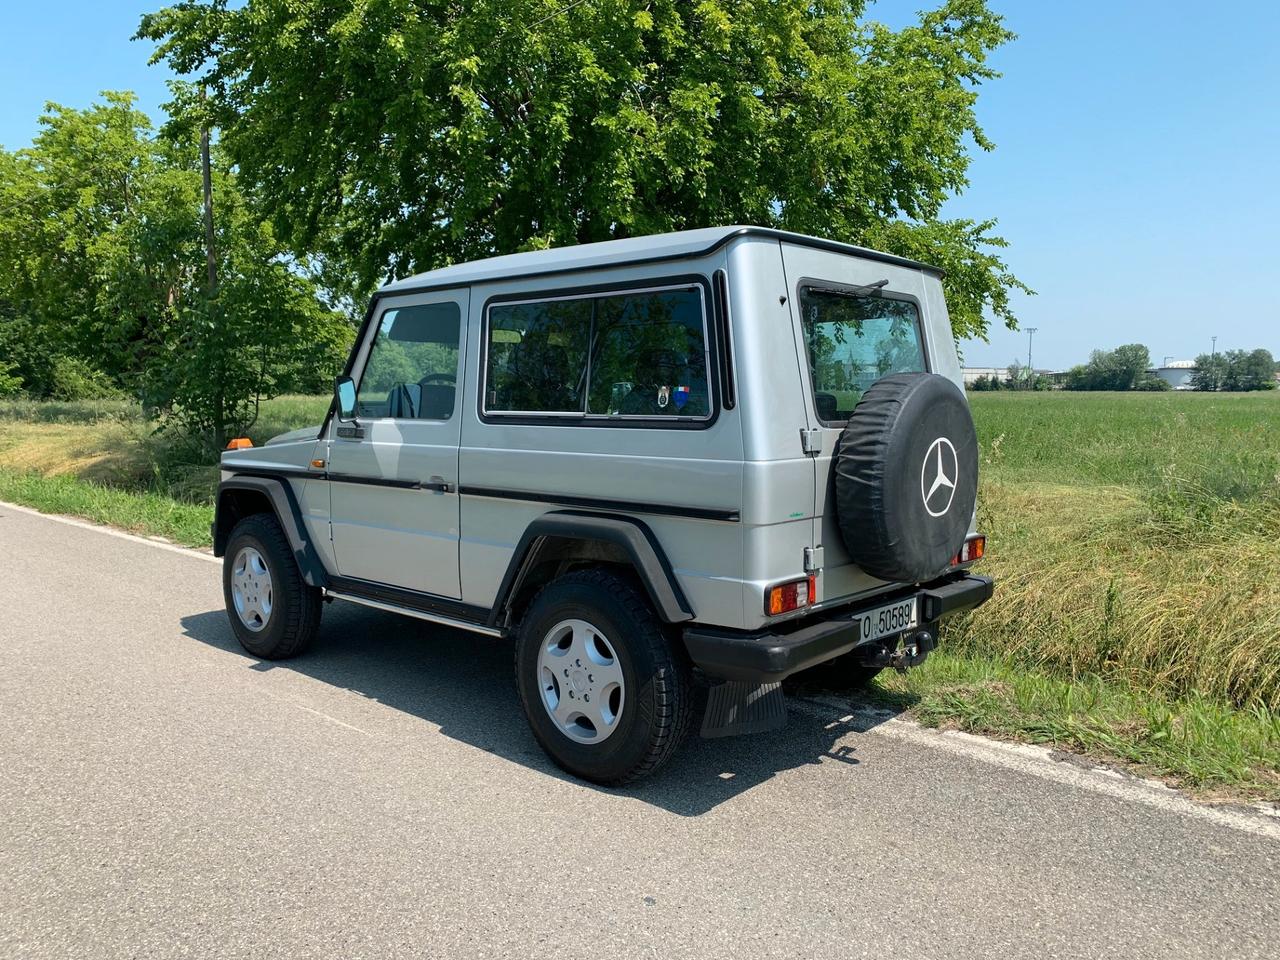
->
[778,244,935,605]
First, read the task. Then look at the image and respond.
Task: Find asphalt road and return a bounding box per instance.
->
[2,503,1279,959]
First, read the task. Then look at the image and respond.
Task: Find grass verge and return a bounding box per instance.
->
[0,469,213,547]
[867,651,1280,802]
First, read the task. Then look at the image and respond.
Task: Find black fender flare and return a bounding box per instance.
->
[491,510,693,627]
[214,474,329,588]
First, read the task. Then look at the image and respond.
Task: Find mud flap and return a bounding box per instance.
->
[699,680,788,738]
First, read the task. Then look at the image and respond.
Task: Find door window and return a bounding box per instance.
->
[799,286,926,424]
[356,302,462,420]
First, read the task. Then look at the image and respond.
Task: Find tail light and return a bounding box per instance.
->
[951,535,986,567]
[766,575,817,616]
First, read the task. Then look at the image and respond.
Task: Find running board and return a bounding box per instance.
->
[323,589,505,638]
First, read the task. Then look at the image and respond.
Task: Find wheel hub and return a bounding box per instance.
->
[231,546,273,633]
[537,619,625,744]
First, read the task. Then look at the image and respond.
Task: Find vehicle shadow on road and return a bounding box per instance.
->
[179,600,916,817]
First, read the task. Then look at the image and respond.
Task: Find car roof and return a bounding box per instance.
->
[377,225,942,296]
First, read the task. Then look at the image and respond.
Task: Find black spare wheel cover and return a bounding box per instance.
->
[833,372,978,583]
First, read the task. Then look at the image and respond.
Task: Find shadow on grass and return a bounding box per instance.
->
[180,600,914,816]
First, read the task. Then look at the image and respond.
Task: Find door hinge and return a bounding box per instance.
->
[800,427,822,455]
[804,546,824,573]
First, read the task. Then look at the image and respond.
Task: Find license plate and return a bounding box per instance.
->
[856,597,919,644]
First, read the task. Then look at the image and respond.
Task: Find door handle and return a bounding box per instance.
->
[421,476,452,493]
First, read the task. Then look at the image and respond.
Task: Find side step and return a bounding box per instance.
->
[699,680,788,738]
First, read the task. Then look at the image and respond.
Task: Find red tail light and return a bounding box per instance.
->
[951,535,986,567]
[766,575,817,616]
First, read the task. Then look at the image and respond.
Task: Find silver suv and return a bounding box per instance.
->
[215,226,992,783]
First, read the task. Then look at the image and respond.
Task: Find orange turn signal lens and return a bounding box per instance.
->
[226,437,253,450]
[951,535,986,566]
[766,576,815,616]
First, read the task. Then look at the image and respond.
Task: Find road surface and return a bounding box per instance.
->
[2,502,1278,959]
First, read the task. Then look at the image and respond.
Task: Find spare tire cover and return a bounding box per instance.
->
[833,373,978,583]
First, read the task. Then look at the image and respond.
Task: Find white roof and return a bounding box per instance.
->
[1158,360,1197,369]
[378,225,939,294]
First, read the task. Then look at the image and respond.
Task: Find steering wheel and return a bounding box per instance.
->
[419,372,456,385]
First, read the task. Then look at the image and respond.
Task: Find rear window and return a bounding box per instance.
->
[485,286,711,420]
[799,286,927,424]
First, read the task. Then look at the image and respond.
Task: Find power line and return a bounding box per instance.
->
[528,0,591,30]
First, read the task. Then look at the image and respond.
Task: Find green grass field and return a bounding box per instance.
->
[1,390,1278,797]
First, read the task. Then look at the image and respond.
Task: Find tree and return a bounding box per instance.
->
[1192,348,1276,391]
[138,0,1030,340]
[0,94,352,444]
[1063,343,1155,391]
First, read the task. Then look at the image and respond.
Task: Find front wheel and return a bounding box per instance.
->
[222,513,322,659]
[514,569,693,785]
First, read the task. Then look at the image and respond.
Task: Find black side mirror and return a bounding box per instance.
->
[335,376,357,421]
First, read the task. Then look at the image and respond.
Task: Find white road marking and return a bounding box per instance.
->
[0,499,220,564]
[793,695,1280,841]
[8,499,1279,836]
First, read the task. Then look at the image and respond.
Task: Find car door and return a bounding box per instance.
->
[777,244,934,602]
[326,288,468,599]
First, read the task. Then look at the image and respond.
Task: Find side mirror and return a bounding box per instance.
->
[335,376,357,421]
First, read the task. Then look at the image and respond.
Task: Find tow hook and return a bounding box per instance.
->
[889,629,934,672]
[860,628,937,672]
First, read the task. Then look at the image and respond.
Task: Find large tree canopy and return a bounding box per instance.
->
[139,0,1028,339]
[0,93,351,442]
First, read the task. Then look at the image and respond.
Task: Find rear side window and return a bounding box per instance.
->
[486,298,592,413]
[799,286,926,424]
[485,285,711,420]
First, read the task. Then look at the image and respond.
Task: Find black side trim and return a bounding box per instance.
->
[325,472,426,491]
[214,476,329,588]
[460,485,739,523]
[713,268,736,410]
[491,510,695,627]
[327,575,491,626]
[378,227,942,301]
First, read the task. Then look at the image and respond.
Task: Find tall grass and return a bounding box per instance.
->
[961,391,1280,711]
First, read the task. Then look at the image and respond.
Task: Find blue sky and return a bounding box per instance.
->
[1,1,1277,369]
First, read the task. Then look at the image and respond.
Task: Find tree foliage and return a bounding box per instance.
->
[0,94,352,444]
[138,0,1029,340]
[1064,343,1168,391]
[1190,349,1276,392]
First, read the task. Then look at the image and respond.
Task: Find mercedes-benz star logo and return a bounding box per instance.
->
[921,437,959,517]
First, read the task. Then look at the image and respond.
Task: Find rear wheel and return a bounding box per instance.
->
[222,513,322,659]
[514,569,693,785]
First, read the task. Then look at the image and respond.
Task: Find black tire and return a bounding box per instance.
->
[834,373,978,583]
[514,568,694,786]
[222,512,322,660]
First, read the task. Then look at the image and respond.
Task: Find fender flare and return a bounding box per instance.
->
[491,511,694,627]
[214,474,328,588]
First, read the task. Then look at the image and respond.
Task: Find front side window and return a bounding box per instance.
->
[357,302,462,419]
[485,286,711,420]
[800,286,926,424]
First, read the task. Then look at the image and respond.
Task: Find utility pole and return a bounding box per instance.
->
[1210,336,1218,392]
[200,86,224,447]
[1025,327,1038,389]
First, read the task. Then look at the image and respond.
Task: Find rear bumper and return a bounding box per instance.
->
[683,573,993,683]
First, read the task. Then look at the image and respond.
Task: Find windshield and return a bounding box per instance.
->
[799,286,927,424]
